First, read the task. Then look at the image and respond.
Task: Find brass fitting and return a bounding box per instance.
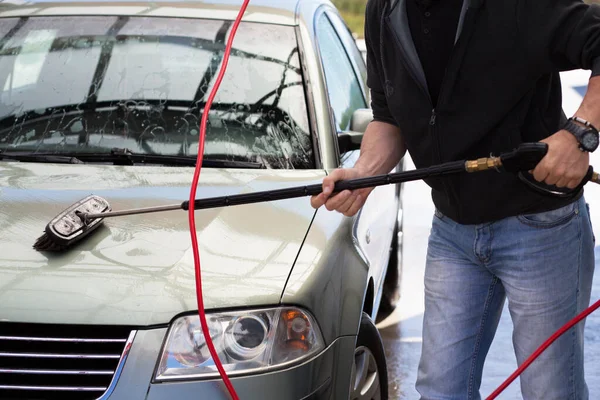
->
[592,172,600,184]
[465,157,502,172]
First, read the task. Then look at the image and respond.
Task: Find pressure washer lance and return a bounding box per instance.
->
[33,142,600,253]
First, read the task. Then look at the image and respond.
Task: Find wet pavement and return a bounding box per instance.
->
[376,70,600,399]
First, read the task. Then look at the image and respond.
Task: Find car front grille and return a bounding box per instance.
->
[0,322,136,400]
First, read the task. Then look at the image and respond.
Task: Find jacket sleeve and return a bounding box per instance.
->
[521,0,600,73]
[364,0,399,127]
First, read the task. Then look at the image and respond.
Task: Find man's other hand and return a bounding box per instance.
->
[532,129,589,189]
[310,167,374,217]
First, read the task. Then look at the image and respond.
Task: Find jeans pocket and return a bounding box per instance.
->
[586,202,595,243]
[517,201,578,229]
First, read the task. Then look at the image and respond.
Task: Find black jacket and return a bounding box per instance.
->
[365,0,600,224]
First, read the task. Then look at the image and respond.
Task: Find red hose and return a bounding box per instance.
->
[188,1,250,399]
[486,297,600,399]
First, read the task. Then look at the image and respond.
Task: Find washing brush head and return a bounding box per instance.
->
[33,195,111,252]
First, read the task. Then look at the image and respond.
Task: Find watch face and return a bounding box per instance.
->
[583,131,599,151]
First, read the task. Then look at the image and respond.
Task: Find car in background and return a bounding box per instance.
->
[0,0,403,399]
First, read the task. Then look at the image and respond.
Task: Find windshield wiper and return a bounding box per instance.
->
[0,148,265,169]
[0,152,84,164]
[200,158,265,169]
[76,148,200,166]
[84,148,265,168]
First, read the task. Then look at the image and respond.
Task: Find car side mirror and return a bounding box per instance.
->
[338,108,373,154]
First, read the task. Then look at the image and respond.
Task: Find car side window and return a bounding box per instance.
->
[324,12,368,96]
[315,12,367,133]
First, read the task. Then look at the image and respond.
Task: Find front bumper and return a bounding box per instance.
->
[106,328,356,400]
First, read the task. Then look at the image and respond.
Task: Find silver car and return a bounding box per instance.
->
[0,0,403,399]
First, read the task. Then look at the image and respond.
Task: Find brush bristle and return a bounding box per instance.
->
[33,232,68,252]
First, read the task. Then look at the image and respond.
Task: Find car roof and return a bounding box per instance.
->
[0,0,310,26]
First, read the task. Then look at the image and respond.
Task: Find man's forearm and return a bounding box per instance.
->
[354,121,406,176]
[573,75,600,128]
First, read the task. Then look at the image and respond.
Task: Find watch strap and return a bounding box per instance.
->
[563,119,588,151]
[563,117,600,152]
[570,116,599,133]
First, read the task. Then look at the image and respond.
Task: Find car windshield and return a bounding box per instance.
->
[0,15,314,169]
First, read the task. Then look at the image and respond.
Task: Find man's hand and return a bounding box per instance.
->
[310,167,374,217]
[310,120,405,216]
[533,74,600,189]
[531,129,589,189]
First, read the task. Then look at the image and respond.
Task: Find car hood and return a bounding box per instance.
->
[0,162,323,326]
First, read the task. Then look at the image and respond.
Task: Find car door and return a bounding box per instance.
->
[314,8,399,316]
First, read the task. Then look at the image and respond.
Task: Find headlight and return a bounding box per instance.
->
[154,307,324,381]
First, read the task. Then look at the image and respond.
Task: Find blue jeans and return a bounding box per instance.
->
[416,195,595,400]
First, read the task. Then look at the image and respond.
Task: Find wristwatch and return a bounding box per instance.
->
[562,116,600,152]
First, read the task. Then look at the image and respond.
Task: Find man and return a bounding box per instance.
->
[310,0,600,398]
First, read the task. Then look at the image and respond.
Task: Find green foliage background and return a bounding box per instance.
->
[331,0,368,37]
[332,0,600,38]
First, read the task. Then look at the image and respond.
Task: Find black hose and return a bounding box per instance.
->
[182,160,467,211]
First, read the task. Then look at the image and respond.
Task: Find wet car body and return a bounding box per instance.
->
[0,1,403,399]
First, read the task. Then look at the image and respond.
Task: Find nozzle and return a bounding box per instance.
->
[465,157,502,172]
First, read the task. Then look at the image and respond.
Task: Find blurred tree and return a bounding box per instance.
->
[332,0,367,37]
